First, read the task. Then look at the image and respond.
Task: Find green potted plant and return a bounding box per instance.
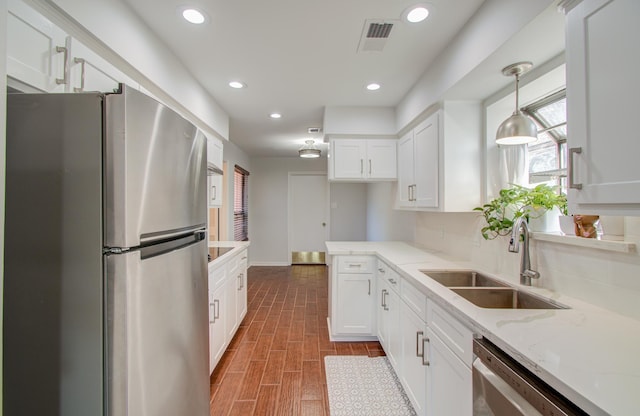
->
[474,184,567,240]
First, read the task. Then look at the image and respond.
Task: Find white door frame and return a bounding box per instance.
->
[287,171,330,265]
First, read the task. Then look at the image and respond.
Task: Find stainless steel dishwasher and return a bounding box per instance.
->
[472,338,588,416]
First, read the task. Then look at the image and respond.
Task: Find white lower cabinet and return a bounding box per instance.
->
[377,274,401,369]
[208,247,248,373]
[208,283,226,374]
[400,301,428,415]
[425,327,472,416]
[330,256,376,339]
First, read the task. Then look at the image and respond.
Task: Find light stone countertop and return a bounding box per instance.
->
[207,241,250,268]
[326,241,640,416]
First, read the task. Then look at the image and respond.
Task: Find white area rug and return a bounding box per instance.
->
[324,355,417,416]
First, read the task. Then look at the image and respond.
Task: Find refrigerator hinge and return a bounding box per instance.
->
[104,247,130,255]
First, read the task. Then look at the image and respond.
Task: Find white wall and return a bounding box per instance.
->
[323,106,396,137]
[28,0,229,141]
[366,182,415,242]
[248,157,327,265]
[396,0,554,131]
[414,212,640,321]
[330,183,367,241]
[1,1,7,409]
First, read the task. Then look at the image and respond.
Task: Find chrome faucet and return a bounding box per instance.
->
[509,216,540,286]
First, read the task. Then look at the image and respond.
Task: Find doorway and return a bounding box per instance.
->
[289,172,329,265]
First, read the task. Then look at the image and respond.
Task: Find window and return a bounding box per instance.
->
[522,89,567,193]
[233,165,249,241]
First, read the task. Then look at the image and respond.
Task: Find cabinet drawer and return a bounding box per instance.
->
[401,279,428,322]
[427,301,473,367]
[337,256,375,274]
[377,260,400,292]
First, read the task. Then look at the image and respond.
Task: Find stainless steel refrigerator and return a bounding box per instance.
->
[4,85,210,416]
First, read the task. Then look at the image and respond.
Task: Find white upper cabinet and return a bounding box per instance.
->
[563,0,640,215]
[205,135,224,207]
[329,139,397,181]
[7,0,68,92]
[397,103,481,212]
[67,37,139,93]
[397,112,439,209]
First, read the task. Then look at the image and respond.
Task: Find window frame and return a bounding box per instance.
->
[233,165,249,241]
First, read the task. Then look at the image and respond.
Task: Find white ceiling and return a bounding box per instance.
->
[121,0,488,156]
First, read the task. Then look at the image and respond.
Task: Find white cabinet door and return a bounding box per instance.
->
[385,285,402,370]
[426,328,472,416]
[333,139,367,179]
[67,37,139,93]
[208,175,223,207]
[397,131,415,207]
[235,253,248,324]
[7,0,68,92]
[367,140,397,179]
[209,283,226,374]
[207,136,224,170]
[400,303,428,416]
[413,113,439,208]
[224,270,239,340]
[377,278,389,349]
[565,0,640,215]
[336,273,375,334]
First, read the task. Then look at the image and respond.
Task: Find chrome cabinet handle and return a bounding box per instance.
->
[367,279,371,295]
[569,147,583,190]
[378,267,385,273]
[388,278,397,285]
[360,159,364,174]
[239,273,244,290]
[369,159,372,175]
[416,331,424,357]
[209,302,216,323]
[422,337,430,366]
[381,289,389,310]
[211,184,217,200]
[214,299,220,320]
[73,57,86,92]
[55,46,68,85]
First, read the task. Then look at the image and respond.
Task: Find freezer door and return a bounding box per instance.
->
[106,234,209,416]
[104,85,207,248]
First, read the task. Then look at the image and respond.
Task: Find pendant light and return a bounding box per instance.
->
[496,62,538,145]
[299,140,321,158]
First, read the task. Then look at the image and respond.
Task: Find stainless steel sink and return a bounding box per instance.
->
[450,288,568,310]
[421,270,509,288]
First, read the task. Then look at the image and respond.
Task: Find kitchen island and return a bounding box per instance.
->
[326,241,640,416]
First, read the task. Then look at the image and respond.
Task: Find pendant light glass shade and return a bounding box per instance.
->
[495,62,538,145]
[299,140,321,158]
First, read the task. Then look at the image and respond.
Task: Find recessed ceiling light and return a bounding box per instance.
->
[366,83,381,91]
[269,113,282,119]
[405,5,430,23]
[229,81,246,89]
[182,8,206,24]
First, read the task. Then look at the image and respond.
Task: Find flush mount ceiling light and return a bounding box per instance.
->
[269,113,282,119]
[299,140,321,158]
[495,62,538,145]
[228,81,246,89]
[181,8,206,24]
[366,83,381,91]
[404,5,430,23]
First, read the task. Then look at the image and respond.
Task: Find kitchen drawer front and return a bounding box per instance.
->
[337,256,375,274]
[427,301,473,367]
[377,260,400,292]
[401,279,428,322]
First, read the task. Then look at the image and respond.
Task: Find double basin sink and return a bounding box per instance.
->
[421,270,568,310]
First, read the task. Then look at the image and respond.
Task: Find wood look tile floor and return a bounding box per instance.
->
[210,265,385,416]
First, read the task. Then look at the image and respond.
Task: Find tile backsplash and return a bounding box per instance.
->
[414,212,640,321]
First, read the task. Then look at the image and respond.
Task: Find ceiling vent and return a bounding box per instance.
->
[307,127,322,134]
[357,19,396,53]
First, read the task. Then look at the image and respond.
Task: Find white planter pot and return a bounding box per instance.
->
[528,207,561,233]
